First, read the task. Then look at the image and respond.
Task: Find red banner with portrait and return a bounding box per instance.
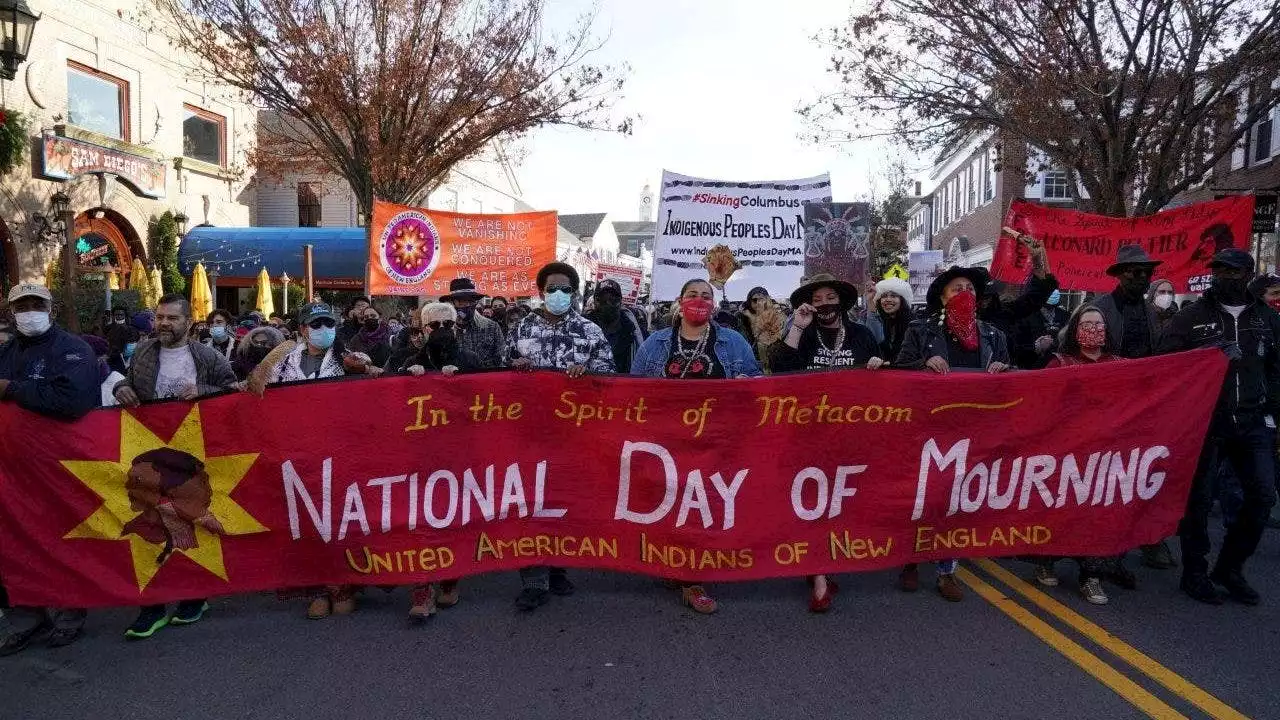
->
[0,350,1225,607]
[991,196,1255,292]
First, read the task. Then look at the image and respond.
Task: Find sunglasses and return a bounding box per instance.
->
[427,320,456,331]
[308,318,337,330]
[545,285,575,294]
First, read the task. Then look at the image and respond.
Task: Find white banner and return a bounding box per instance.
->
[651,170,832,300]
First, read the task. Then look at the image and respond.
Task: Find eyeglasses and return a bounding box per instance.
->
[427,320,456,331]
[308,318,337,329]
[545,285,574,294]
[1078,321,1105,330]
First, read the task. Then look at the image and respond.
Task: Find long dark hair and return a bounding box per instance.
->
[1057,304,1112,357]
[876,292,913,340]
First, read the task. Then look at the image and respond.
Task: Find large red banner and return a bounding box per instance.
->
[0,351,1225,608]
[991,196,1254,293]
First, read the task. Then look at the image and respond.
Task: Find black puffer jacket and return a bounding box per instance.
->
[1158,290,1280,423]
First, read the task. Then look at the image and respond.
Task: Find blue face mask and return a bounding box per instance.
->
[210,325,229,341]
[309,327,336,350]
[124,342,137,359]
[544,290,573,316]
[1047,290,1061,306]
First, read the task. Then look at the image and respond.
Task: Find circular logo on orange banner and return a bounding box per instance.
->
[379,210,442,284]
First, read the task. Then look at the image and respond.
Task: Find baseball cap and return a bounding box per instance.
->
[594,279,623,298]
[298,302,338,325]
[1208,248,1254,271]
[7,283,53,304]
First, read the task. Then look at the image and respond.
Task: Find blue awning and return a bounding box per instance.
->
[178,226,366,281]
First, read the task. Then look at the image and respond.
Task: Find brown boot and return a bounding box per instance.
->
[408,585,437,623]
[436,581,460,608]
[330,586,356,615]
[937,573,964,602]
[306,596,331,620]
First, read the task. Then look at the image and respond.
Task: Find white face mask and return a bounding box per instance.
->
[15,311,51,337]
[1153,294,1174,310]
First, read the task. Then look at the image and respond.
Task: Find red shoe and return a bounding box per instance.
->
[808,578,839,613]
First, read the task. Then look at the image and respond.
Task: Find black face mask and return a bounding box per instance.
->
[1118,275,1151,301]
[456,306,476,325]
[363,319,381,332]
[596,303,620,323]
[814,304,841,324]
[247,345,272,364]
[426,330,459,360]
[1212,277,1250,304]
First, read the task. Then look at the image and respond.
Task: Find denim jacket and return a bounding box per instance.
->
[631,326,763,378]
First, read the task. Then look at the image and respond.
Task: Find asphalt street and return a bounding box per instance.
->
[2,525,1278,720]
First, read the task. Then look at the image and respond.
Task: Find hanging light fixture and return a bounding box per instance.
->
[0,0,39,81]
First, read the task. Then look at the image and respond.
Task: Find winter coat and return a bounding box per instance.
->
[1013,306,1070,369]
[895,318,1012,371]
[981,273,1059,337]
[1093,291,1162,359]
[114,338,238,402]
[458,312,508,368]
[0,326,100,418]
[1158,291,1280,423]
[631,326,763,378]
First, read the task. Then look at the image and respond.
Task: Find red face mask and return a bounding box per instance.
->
[680,297,715,325]
[1268,299,1280,313]
[1076,325,1106,350]
[944,289,979,351]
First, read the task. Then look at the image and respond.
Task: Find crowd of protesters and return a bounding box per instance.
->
[2,234,1279,654]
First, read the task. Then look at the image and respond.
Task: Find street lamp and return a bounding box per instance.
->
[174,212,189,236]
[279,271,291,315]
[50,190,78,331]
[0,0,38,81]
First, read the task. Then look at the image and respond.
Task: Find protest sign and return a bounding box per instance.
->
[651,170,832,301]
[368,200,558,297]
[802,202,872,285]
[908,251,945,302]
[594,263,644,304]
[991,196,1254,293]
[0,351,1224,608]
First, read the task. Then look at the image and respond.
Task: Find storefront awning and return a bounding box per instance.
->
[178,226,367,288]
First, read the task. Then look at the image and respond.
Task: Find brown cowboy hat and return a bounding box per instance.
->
[789,274,859,311]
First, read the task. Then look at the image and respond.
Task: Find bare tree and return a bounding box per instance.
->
[151,0,630,215]
[801,0,1280,216]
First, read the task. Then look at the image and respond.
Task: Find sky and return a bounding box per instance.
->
[517,0,892,220]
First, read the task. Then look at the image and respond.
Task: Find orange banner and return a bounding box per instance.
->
[368,200,558,297]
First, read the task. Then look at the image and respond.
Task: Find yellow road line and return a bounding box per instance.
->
[955,567,1188,719]
[973,558,1249,720]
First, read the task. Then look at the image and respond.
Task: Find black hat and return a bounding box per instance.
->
[442,277,485,301]
[789,273,858,311]
[926,266,989,311]
[745,286,770,303]
[536,262,580,292]
[1209,248,1254,271]
[298,302,338,325]
[594,278,623,298]
[1106,245,1163,276]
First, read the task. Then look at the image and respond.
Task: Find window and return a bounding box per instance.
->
[183,104,226,166]
[66,61,129,140]
[983,153,994,202]
[1254,115,1273,164]
[1043,170,1071,200]
[967,163,977,211]
[298,182,322,227]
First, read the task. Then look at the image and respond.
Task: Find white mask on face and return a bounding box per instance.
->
[14,311,51,337]
[1153,294,1174,310]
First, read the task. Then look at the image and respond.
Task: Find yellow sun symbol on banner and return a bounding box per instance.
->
[62,406,266,592]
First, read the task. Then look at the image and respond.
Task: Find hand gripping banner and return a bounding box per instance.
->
[0,350,1225,607]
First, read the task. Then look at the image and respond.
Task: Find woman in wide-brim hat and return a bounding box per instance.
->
[788,274,859,313]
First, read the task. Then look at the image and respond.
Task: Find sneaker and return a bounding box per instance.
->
[936,573,964,602]
[408,586,437,623]
[1034,565,1060,587]
[169,600,209,626]
[46,627,82,648]
[1105,561,1137,590]
[1140,541,1177,569]
[681,585,718,614]
[1180,574,1225,605]
[124,605,170,640]
[1080,578,1109,605]
[515,587,549,611]
[436,581,460,608]
[0,619,50,657]
[1210,568,1260,605]
[549,571,575,597]
[898,564,920,593]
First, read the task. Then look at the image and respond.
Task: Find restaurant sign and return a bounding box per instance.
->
[41,132,167,199]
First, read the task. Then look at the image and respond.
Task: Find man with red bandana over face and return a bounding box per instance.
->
[894,266,1013,602]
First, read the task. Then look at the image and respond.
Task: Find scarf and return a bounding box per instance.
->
[356,322,391,348]
[943,290,980,352]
